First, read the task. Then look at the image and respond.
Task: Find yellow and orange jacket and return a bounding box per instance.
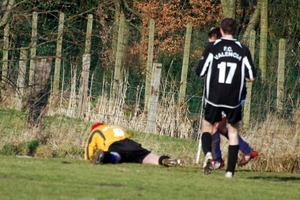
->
[84,122,131,160]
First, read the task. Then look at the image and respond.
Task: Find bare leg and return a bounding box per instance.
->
[217,117,253,154]
[202,118,214,134]
[142,152,161,165]
[227,122,239,145]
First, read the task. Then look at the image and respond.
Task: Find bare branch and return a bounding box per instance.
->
[241,4,261,44]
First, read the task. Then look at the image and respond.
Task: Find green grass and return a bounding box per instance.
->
[1,108,300,199]
[0,156,299,200]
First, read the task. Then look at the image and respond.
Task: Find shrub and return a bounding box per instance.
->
[0,143,18,156]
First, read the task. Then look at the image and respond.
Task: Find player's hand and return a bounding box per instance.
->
[245,78,254,82]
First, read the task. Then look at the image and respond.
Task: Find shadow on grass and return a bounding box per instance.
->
[235,169,300,182]
[94,183,126,187]
[247,176,300,182]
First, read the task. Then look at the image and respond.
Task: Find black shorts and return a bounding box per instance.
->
[204,103,242,125]
[108,138,151,163]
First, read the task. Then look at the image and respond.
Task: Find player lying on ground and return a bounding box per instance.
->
[84,122,182,167]
[207,27,258,170]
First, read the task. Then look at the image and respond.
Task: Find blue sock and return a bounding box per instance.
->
[211,131,222,162]
[110,153,117,164]
[224,131,252,154]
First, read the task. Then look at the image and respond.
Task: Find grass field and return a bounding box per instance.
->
[1,109,300,199]
[1,155,300,200]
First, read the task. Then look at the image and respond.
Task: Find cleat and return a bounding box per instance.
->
[203,152,213,175]
[225,171,233,178]
[238,150,258,167]
[162,158,183,167]
[210,160,225,170]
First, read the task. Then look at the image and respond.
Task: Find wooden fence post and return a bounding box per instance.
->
[179,23,192,105]
[78,54,91,116]
[146,63,162,133]
[259,0,268,81]
[53,12,65,97]
[15,47,28,110]
[78,14,93,116]
[28,57,52,129]
[67,64,77,117]
[2,23,9,87]
[277,38,286,112]
[243,30,256,129]
[113,13,126,98]
[84,14,93,54]
[29,12,38,86]
[144,18,155,110]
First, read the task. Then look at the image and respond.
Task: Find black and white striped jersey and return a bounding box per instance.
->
[196,38,256,108]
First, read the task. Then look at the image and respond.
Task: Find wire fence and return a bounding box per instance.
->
[0,3,300,139]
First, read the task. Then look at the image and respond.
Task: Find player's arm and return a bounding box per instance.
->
[196,43,213,77]
[84,133,104,160]
[244,47,257,81]
[84,137,97,160]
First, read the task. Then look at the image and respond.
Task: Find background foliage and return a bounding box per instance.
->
[1,0,299,111]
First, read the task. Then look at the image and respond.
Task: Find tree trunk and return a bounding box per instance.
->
[221,0,236,18]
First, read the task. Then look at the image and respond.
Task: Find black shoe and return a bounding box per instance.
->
[162,158,183,167]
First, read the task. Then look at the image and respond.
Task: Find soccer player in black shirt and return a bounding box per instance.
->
[196,18,256,178]
[207,27,258,170]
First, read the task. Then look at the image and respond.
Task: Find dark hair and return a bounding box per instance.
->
[208,27,221,39]
[220,18,238,35]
